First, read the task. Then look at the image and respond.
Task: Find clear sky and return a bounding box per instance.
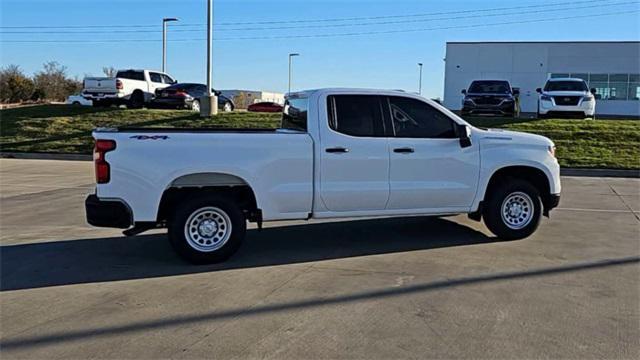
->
[1,0,639,98]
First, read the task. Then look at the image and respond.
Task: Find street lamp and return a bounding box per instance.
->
[288,53,300,94]
[162,17,179,73]
[200,0,217,116]
[418,62,423,95]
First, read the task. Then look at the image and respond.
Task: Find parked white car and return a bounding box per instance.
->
[536,78,596,118]
[82,69,176,108]
[66,94,92,106]
[86,88,561,264]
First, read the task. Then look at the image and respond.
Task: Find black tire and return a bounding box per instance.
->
[223,101,234,112]
[72,101,81,106]
[168,194,246,264]
[93,100,107,108]
[128,90,144,109]
[482,178,542,240]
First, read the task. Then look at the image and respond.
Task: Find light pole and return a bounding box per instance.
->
[201,0,217,116]
[288,53,299,94]
[418,62,423,95]
[162,17,178,73]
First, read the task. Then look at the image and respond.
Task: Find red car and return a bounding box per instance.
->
[247,102,283,113]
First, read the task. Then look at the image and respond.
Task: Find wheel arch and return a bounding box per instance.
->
[156,172,261,224]
[482,165,555,216]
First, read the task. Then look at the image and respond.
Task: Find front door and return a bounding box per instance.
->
[385,96,480,210]
[319,95,390,212]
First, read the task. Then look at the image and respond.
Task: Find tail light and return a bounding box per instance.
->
[116,79,123,90]
[94,139,116,184]
[174,90,188,98]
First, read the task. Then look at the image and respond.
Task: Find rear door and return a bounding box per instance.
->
[386,96,480,210]
[319,95,390,212]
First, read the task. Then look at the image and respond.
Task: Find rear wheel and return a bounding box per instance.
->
[483,178,542,240]
[223,101,233,112]
[128,90,144,109]
[168,194,246,264]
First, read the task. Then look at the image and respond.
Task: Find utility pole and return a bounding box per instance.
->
[201,0,217,116]
[418,62,423,95]
[288,53,299,94]
[162,18,178,73]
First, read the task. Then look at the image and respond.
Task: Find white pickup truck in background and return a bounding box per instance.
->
[82,69,176,108]
[86,88,561,264]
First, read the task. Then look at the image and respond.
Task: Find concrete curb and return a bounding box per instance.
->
[1,152,92,161]
[560,168,640,178]
[1,152,639,178]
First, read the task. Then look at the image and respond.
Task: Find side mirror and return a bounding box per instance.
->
[461,89,467,95]
[590,88,597,95]
[173,80,178,84]
[513,88,520,96]
[536,88,542,94]
[456,123,472,148]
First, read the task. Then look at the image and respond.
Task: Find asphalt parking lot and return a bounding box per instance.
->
[0,158,638,359]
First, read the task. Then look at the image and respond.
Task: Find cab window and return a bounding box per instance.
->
[327,95,385,137]
[149,72,163,83]
[388,96,456,138]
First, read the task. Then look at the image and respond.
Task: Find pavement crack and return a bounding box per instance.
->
[607,183,640,221]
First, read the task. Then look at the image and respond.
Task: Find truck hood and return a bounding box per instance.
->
[478,128,554,147]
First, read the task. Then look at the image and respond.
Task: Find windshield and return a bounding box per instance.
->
[281,97,308,131]
[468,81,510,94]
[544,80,588,92]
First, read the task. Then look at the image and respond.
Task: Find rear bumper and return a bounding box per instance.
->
[85,194,132,228]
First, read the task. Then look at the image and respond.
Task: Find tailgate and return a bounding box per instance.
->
[84,77,117,93]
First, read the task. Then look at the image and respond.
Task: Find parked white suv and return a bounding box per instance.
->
[536,78,596,118]
[83,69,176,108]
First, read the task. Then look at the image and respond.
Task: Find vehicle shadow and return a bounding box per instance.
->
[1,216,496,291]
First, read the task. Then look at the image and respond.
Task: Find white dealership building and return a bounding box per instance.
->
[443,41,640,116]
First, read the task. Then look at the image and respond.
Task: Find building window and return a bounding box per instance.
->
[548,73,640,100]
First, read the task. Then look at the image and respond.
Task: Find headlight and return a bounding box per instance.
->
[541,95,552,101]
[582,96,594,102]
[463,97,474,103]
[548,145,556,158]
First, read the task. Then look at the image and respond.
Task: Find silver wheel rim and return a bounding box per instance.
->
[224,102,232,112]
[501,192,534,230]
[184,207,232,252]
[192,101,200,112]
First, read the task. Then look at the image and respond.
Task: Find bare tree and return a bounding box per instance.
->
[102,66,117,77]
[0,65,35,103]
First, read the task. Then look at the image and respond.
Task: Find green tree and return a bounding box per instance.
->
[0,65,35,103]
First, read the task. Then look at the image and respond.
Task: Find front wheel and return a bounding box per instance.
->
[483,178,542,240]
[168,195,246,264]
[223,101,233,112]
[191,99,201,112]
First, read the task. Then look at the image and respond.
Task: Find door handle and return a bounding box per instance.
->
[325,147,349,153]
[393,147,414,154]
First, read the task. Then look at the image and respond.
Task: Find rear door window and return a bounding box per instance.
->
[388,96,456,138]
[327,95,385,137]
[116,70,144,81]
[281,97,308,131]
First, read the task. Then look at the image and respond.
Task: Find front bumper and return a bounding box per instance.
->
[85,194,132,228]
[543,193,561,216]
[151,98,192,109]
[462,101,515,116]
[539,100,595,116]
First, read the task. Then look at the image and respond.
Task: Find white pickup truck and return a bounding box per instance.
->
[86,88,561,264]
[82,69,176,108]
